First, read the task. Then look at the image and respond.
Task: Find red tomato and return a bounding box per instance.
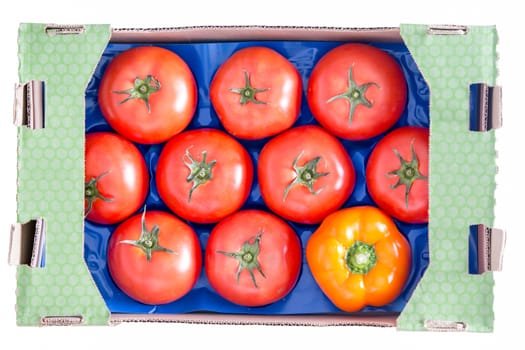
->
[156,128,253,224]
[205,210,301,307]
[258,125,355,224]
[307,43,407,140]
[85,132,148,225]
[107,210,202,305]
[98,46,197,144]
[366,126,429,223]
[210,46,302,140]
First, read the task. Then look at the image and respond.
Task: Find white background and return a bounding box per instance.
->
[0,0,521,348]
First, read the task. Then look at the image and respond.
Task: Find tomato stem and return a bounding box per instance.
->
[113,75,161,113]
[119,207,177,262]
[345,241,377,274]
[283,151,329,200]
[217,232,266,288]
[386,139,428,208]
[85,170,114,217]
[183,147,217,202]
[326,65,379,125]
[230,71,269,105]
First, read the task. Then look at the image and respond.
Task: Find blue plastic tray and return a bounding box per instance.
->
[85,40,430,315]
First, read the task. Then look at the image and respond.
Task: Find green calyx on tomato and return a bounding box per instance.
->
[283,151,330,200]
[183,147,217,202]
[345,241,378,275]
[326,66,380,125]
[217,232,267,288]
[84,170,114,217]
[113,75,161,113]
[387,139,428,208]
[229,71,270,105]
[118,208,177,262]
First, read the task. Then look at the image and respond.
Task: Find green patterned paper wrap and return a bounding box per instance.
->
[397,24,498,332]
[16,23,112,325]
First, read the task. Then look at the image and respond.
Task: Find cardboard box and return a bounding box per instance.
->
[9,23,504,331]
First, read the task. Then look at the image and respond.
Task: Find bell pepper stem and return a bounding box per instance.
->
[345,241,377,275]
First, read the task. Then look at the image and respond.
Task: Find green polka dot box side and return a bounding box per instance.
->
[16,23,112,326]
[397,24,499,332]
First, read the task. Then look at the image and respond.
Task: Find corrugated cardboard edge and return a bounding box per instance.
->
[110,25,402,43]
[110,313,398,327]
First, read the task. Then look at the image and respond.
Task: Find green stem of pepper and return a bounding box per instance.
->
[345,241,377,275]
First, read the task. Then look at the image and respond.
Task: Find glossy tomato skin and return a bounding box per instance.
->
[258,125,355,224]
[307,43,407,140]
[107,210,202,305]
[366,126,429,223]
[85,132,148,225]
[210,47,302,140]
[98,46,197,144]
[306,206,411,312]
[205,210,301,307]
[156,128,253,224]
